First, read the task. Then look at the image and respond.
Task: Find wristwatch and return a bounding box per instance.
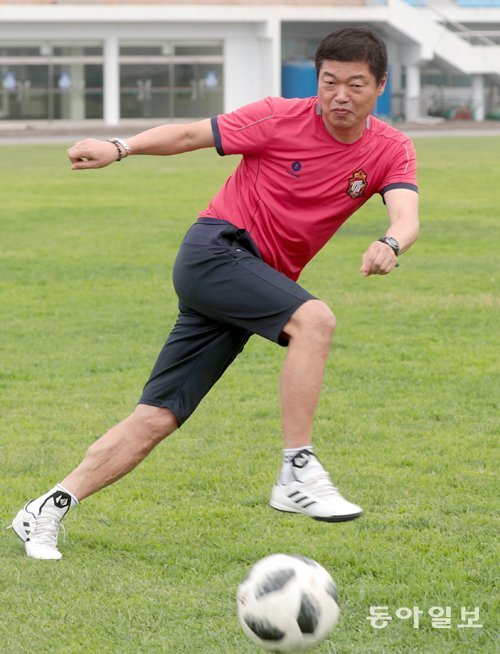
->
[378,236,400,256]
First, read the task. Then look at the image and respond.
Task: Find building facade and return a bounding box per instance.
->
[1,0,499,124]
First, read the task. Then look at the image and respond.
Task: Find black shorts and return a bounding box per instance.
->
[139,218,316,425]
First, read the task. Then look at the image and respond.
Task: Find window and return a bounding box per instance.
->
[119,40,223,119]
[0,42,103,121]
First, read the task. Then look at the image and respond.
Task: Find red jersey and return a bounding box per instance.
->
[200,96,417,281]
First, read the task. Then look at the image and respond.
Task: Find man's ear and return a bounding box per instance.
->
[377,73,388,97]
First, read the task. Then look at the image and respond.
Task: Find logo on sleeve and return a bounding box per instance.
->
[346,169,368,199]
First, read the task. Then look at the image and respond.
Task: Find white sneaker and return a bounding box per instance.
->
[9,490,71,560]
[10,505,35,542]
[270,450,362,522]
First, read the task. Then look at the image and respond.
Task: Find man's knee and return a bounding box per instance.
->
[284,300,336,342]
[84,405,177,467]
[133,404,178,442]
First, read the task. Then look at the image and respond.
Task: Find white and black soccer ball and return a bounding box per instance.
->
[237,554,340,652]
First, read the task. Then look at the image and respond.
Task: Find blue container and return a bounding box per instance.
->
[374,69,392,118]
[282,60,317,98]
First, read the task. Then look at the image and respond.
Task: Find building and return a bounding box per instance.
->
[1,0,499,125]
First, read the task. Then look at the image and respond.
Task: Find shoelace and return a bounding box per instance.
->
[301,472,341,499]
[30,516,66,546]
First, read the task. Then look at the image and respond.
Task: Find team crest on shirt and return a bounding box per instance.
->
[346,169,368,199]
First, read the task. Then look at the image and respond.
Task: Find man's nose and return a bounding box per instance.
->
[335,85,350,102]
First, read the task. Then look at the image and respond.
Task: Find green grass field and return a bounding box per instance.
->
[0,136,498,653]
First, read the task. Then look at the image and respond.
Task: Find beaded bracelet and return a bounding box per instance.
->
[107,138,131,162]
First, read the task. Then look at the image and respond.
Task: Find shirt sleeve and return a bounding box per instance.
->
[211,97,277,157]
[379,137,418,197]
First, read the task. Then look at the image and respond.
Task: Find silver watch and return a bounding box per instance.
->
[107,138,132,161]
[378,236,400,256]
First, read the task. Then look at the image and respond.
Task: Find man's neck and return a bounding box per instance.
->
[322,117,367,144]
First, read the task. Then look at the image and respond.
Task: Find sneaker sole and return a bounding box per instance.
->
[270,501,362,523]
[312,511,362,523]
[25,541,63,561]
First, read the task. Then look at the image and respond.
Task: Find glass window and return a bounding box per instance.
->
[53,64,103,120]
[0,41,103,120]
[174,63,223,118]
[52,44,103,57]
[120,44,165,57]
[174,42,223,56]
[0,65,49,120]
[120,41,223,57]
[0,42,102,58]
[120,63,172,119]
[119,40,223,119]
[0,46,41,57]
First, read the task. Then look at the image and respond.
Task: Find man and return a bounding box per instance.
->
[10,27,419,560]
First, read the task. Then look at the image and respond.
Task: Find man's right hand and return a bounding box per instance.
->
[67,139,119,170]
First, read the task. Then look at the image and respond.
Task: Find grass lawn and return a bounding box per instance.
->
[0,136,498,653]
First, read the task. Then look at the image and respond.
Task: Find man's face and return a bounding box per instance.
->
[317,59,387,142]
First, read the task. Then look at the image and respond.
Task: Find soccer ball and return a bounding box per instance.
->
[237,554,340,652]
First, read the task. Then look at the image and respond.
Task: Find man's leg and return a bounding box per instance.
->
[172,227,362,523]
[60,404,177,500]
[10,304,250,560]
[10,405,177,560]
[280,300,336,448]
[270,299,362,522]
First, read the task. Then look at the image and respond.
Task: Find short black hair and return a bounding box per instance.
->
[315,27,388,84]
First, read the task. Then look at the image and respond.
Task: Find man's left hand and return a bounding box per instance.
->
[360,240,398,277]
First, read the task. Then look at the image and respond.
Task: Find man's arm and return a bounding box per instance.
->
[67,119,215,171]
[360,188,419,277]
